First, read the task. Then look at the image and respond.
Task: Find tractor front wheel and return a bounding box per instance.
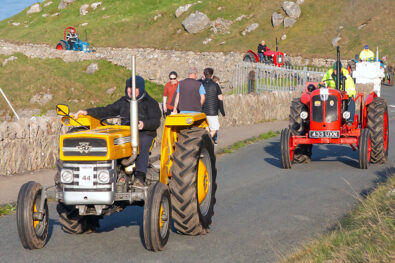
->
[16,181,49,249]
[359,129,371,169]
[170,127,217,235]
[143,182,171,251]
[56,42,67,50]
[280,128,293,169]
[367,97,389,164]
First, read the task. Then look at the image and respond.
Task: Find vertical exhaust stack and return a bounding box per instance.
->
[122,55,139,166]
[336,46,341,91]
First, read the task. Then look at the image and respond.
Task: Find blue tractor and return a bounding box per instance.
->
[56,26,92,53]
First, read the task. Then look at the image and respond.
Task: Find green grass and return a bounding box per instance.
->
[0,53,163,117]
[0,203,16,217]
[219,130,279,154]
[1,0,394,64]
[283,175,395,263]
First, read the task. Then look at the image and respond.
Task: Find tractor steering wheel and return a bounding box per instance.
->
[100,116,126,126]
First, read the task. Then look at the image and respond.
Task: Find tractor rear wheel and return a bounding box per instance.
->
[56,42,67,50]
[143,182,171,251]
[243,53,255,63]
[170,127,217,235]
[367,97,389,164]
[56,203,100,234]
[16,181,49,249]
[359,129,371,169]
[289,98,312,163]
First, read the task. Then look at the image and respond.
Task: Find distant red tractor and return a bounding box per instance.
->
[243,39,288,67]
[281,48,389,169]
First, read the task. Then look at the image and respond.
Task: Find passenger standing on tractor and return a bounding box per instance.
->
[163,71,179,117]
[201,68,225,144]
[359,45,375,61]
[172,67,206,114]
[66,28,78,49]
[74,76,162,187]
[257,40,268,63]
[320,62,357,125]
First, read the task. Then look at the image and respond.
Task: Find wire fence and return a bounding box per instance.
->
[233,62,328,94]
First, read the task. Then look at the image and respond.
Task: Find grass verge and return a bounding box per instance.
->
[282,174,395,263]
[218,130,280,154]
[0,203,16,217]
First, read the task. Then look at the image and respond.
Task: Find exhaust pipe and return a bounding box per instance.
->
[122,55,139,166]
[336,46,341,91]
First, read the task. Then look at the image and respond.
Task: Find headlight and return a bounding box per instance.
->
[343,111,350,120]
[97,170,110,184]
[61,169,74,183]
[186,118,193,124]
[300,111,308,120]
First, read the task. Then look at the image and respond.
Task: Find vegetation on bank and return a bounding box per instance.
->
[0,0,394,64]
[0,203,16,217]
[0,53,163,117]
[283,175,395,263]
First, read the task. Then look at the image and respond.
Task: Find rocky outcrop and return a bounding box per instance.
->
[27,3,42,14]
[272,12,284,27]
[210,18,233,34]
[2,55,17,67]
[29,93,53,105]
[80,4,89,16]
[284,17,297,28]
[43,1,53,7]
[175,3,194,17]
[182,11,211,33]
[241,23,259,36]
[282,1,301,19]
[86,63,99,74]
[58,0,76,10]
[91,2,102,9]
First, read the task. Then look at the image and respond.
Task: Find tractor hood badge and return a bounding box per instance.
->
[77,142,92,153]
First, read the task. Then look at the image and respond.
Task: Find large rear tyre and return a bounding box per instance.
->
[56,42,67,50]
[143,182,171,251]
[170,127,217,235]
[367,97,389,164]
[280,128,293,169]
[16,181,49,249]
[359,129,371,169]
[289,98,312,162]
[56,203,100,234]
[243,53,255,63]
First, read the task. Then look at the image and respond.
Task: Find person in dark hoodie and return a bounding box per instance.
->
[74,76,162,186]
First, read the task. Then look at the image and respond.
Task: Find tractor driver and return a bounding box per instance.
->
[359,45,375,62]
[74,76,162,187]
[66,28,78,49]
[320,62,357,125]
[257,40,268,63]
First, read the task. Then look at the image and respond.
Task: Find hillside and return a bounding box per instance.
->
[0,0,394,64]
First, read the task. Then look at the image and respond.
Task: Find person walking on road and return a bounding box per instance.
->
[173,67,206,114]
[163,71,179,116]
[201,68,225,143]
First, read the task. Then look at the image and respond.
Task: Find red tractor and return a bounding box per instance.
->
[243,39,288,67]
[280,47,389,169]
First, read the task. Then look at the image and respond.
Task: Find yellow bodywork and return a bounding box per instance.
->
[57,105,208,186]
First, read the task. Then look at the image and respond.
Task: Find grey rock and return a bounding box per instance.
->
[210,17,233,34]
[241,23,259,36]
[282,1,301,19]
[27,3,42,14]
[202,38,212,45]
[12,22,20,26]
[106,87,116,95]
[80,4,89,16]
[271,12,284,27]
[296,0,304,4]
[58,0,75,10]
[284,17,297,28]
[81,22,88,26]
[86,63,99,74]
[91,2,102,9]
[2,56,18,67]
[281,34,287,40]
[182,11,211,34]
[51,12,60,17]
[154,13,162,21]
[358,23,367,30]
[43,1,53,7]
[175,4,194,17]
[235,14,246,22]
[29,94,53,105]
[217,6,222,11]
[42,13,49,17]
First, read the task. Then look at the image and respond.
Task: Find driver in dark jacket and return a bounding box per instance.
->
[74,76,162,186]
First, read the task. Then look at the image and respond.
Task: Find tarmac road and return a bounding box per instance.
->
[0,87,394,263]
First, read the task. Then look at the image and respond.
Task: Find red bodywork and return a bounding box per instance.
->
[245,49,285,67]
[291,82,377,151]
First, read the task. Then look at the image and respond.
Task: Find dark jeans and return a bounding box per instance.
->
[259,53,264,62]
[135,133,154,174]
[348,99,355,123]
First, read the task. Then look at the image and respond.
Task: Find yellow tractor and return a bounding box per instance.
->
[16,57,217,251]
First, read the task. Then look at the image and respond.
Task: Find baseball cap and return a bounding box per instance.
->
[364,45,369,49]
